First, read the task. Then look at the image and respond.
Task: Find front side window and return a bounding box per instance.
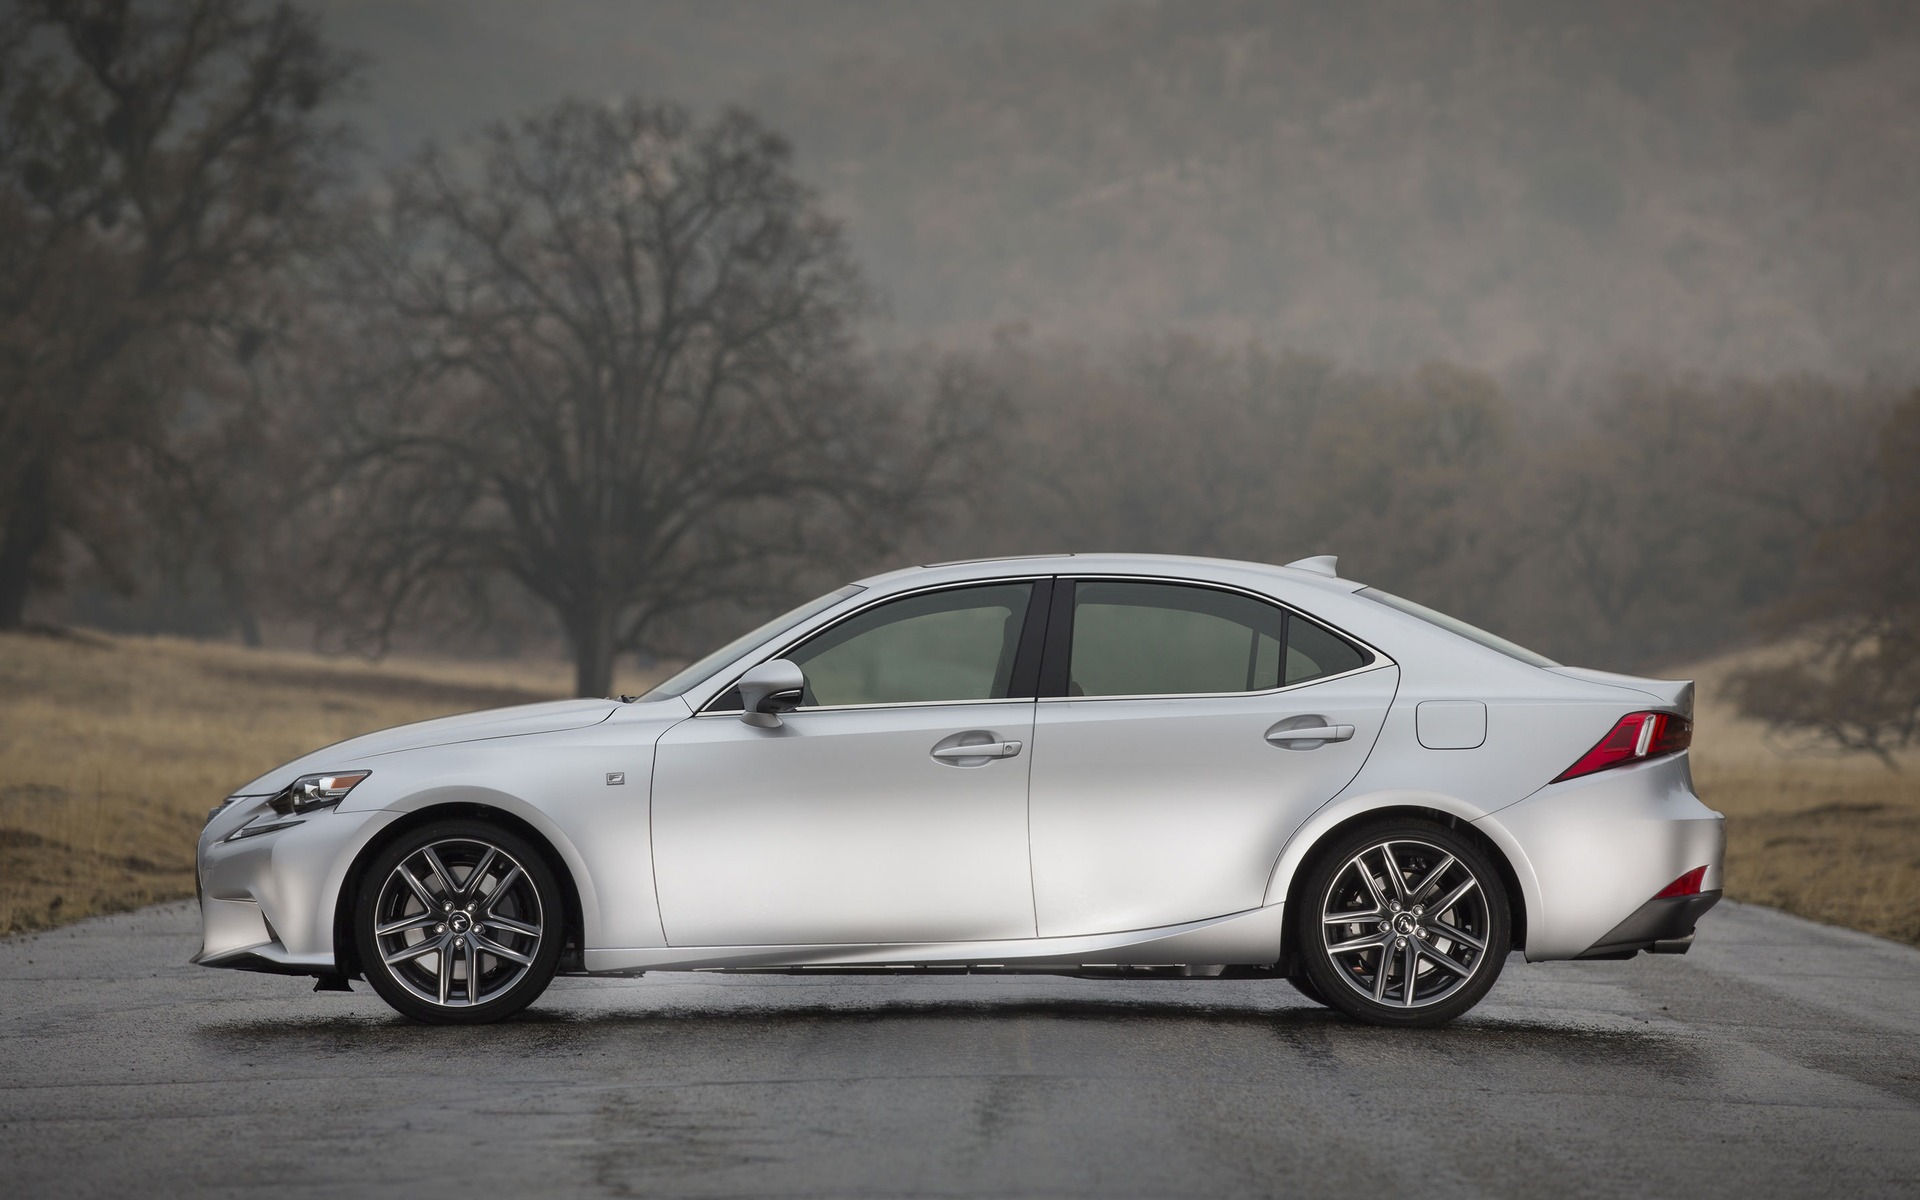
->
[787,583,1034,707]
[1066,580,1371,697]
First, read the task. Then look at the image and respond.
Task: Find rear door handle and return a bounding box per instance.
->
[1266,725,1354,744]
[931,740,1023,761]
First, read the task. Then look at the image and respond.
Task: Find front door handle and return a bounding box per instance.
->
[1266,725,1354,744]
[930,740,1023,761]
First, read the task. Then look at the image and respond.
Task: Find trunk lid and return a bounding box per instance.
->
[1546,666,1694,718]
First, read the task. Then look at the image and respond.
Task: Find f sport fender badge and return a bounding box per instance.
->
[605,772,626,786]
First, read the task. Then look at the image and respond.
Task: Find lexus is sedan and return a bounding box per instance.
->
[196,554,1724,1027]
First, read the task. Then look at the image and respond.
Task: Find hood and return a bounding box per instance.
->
[1546,667,1694,719]
[231,698,622,795]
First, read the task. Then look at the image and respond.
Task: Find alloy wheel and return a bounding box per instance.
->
[370,837,546,1009]
[1319,837,1493,1009]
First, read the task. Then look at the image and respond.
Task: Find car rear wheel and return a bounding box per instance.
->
[1295,818,1511,1028]
[354,819,565,1025]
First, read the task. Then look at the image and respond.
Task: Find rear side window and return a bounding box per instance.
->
[1065,581,1372,697]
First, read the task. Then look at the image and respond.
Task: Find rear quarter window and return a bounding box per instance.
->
[1286,616,1371,684]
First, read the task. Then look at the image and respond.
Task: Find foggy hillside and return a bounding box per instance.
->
[313,1,1128,158]
[319,0,1920,377]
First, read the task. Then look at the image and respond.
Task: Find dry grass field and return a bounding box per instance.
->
[1681,651,1920,945]
[2,628,1915,945]
[0,629,664,936]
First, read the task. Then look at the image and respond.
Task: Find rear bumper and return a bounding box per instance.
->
[1576,889,1722,958]
[1475,752,1725,961]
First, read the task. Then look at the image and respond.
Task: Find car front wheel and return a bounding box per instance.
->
[1295,818,1511,1028]
[354,819,565,1025]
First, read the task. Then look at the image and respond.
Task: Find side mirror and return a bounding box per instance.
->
[737,659,806,728]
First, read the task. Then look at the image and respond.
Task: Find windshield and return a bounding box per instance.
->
[636,585,866,702]
[1358,588,1559,668]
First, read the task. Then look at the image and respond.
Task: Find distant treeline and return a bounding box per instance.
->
[888,337,1900,671]
[756,0,1920,377]
[2,1,1912,724]
[310,0,1920,379]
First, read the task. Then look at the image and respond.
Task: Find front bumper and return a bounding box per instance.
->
[194,801,403,975]
[1475,752,1726,961]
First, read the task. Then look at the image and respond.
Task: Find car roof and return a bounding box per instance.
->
[852,552,1369,600]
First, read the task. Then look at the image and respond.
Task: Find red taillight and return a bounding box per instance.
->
[1654,866,1708,899]
[1552,711,1693,783]
[1645,712,1691,757]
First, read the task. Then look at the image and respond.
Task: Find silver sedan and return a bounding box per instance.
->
[196,554,1724,1026]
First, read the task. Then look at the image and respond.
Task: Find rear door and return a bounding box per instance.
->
[1026,578,1397,937]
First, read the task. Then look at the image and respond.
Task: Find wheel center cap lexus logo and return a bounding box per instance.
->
[448,911,473,934]
[1393,913,1417,936]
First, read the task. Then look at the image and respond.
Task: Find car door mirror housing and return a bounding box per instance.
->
[737,659,806,728]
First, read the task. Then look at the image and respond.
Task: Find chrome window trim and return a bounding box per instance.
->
[1042,573,1396,704]
[1034,661,1392,705]
[695,577,1049,716]
[696,571,1396,715]
[693,695,1039,719]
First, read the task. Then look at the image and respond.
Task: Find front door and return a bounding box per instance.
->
[1027,579,1397,937]
[651,581,1044,947]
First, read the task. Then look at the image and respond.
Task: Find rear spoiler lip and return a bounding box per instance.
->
[1544,666,1695,720]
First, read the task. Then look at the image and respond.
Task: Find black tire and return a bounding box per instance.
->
[1295,817,1511,1028]
[1286,972,1329,1007]
[354,818,565,1025]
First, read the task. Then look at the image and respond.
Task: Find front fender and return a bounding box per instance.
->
[366,785,608,951]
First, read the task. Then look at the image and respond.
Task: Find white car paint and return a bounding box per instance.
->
[195,552,1725,1014]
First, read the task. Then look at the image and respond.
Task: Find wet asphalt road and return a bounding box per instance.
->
[3,900,1918,1199]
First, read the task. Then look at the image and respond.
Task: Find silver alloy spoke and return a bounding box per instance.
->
[1328,931,1392,955]
[421,846,460,901]
[1428,877,1478,917]
[1428,921,1485,951]
[396,864,439,912]
[1409,853,1456,904]
[376,838,543,1009]
[483,866,524,915]
[1378,845,1411,903]
[484,913,540,938]
[384,933,449,966]
[376,913,439,938]
[1414,938,1473,976]
[1324,908,1383,925]
[1355,860,1387,911]
[473,933,533,966]
[1323,836,1489,1011]
[464,847,497,899]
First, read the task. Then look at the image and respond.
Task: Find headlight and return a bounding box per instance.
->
[268,770,372,815]
[224,771,371,842]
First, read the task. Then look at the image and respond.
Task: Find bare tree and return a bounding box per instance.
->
[320,100,960,696]
[1728,391,1920,766]
[0,0,353,630]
